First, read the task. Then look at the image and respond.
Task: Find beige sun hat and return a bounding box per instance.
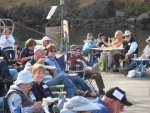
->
[123,30,132,36]
[146,36,150,43]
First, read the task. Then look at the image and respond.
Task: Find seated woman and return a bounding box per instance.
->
[82,33,97,62]
[6,70,43,113]
[45,44,97,97]
[99,30,124,68]
[30,64,57,112]
[0,28,15,60]
[60,96,100,113]
[20,38,37,69]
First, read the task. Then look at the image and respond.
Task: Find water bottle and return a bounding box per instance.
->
[134,54,137,58]
[76,64,80,70]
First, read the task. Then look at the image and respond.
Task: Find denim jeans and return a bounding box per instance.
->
[46,74,78,98]
[82,49,93,62]
[124,60,148,72]
[67,76,92,93]
[2,47,15,60]
[0,60,18,80]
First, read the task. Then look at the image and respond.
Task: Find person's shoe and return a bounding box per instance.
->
[99,90,105,95]
[113,68,119,72]
[118,68,128,75]
[2,74,14,84]
[77,90,90,97]
[91,73,99,79]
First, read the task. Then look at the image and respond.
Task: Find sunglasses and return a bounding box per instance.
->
[125,35,130,37]
[50,50,57,52]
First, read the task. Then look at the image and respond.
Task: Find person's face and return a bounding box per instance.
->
[5,30,10,35]
[116,33,122,39]
[71,48,79,57]
[48,49,57,58]
[100,36,106,40]
[87,35,93,40]
[125,35,131,41]
[43,40,51,47]
[29,44,36,51]
[32,69,45,84]
[35,50,46,59]
[19,82,34,94]
[110,99,124,113]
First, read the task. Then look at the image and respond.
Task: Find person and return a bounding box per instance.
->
[30,64,55,112]
[96,33,108,47]
[113,30,138,72]
[92,87,133,113]
[0,60,18,83]
[60,96,100,113]
[0,28,15,60]
[119,36,150,75]
[45,43,97,97]
[20,38,37,65]
[82,33,97,62]
[25,45,88,98]
[0,78,5,97]
[42,36,52,47]
[68,44,105,95]
[5,70,43,113]
[99,30,124,68]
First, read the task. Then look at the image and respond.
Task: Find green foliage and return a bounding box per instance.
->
[129,7,150,15]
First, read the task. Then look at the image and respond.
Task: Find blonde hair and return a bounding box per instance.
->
[32,64,45,75]
[86,33,93,40]
[3,28,11,34]
[25,38,37,47]
[114,30,123,39]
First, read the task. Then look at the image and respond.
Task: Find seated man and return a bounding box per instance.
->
[113,30,138,72]
[68,44,105,95]
[45,44,97,97]
[92,87,133,113]
[119,36,150,75]
[25,45,88,98]
[5,70,43,113]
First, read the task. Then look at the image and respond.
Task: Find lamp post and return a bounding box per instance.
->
[60,0,64,52]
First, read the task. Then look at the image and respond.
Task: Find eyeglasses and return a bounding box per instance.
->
[50,50,57,52]
[72,49,78,51]
[24,82,35,87]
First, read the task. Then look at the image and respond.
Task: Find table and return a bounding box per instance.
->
[90,47,124,51]
[132,58,150,78]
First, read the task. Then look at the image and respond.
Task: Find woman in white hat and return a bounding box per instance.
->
[5,70,43,113]
[60,96,100,113]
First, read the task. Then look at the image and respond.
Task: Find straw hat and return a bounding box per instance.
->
[123,30,132,36]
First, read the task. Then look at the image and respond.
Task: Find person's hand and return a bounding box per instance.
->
[47,101,52,106]
[33,101,42,110]
[37,58,46,64]
[124,55,128,61]
[101,38,105,42]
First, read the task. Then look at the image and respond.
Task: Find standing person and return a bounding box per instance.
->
[45,43,97,97]
[99,30,124,68]
[42,36,52,48]
[5,70,43,113]
[25,45,88,98]
[92,87,133,113]
[113,30,138,72]
[60,96,100,113]
[119,36,150,75]
[0,28,15,60]
[82,33,97,62]
[68,44,105,95]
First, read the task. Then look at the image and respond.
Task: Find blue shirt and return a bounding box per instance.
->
[82,39,97,51]
[92,97,110,113]
[45,56,65,75]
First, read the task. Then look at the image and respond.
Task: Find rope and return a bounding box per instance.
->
[13,21,59,42]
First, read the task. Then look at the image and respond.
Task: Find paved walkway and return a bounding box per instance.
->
[91,71,150,113]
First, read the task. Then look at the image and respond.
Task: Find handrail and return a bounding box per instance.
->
[13,21,59,42]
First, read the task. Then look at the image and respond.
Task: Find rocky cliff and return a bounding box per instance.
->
[0,0,150,29]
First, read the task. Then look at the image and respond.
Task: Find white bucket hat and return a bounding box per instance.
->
[14,70,35,85]
[123,30,132,36]
[62,96,100,112]
[42,36,52,42]
[34,45,46,53]
[146,36,150,43]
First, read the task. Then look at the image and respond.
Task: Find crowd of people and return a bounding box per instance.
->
[2,27,150,112]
